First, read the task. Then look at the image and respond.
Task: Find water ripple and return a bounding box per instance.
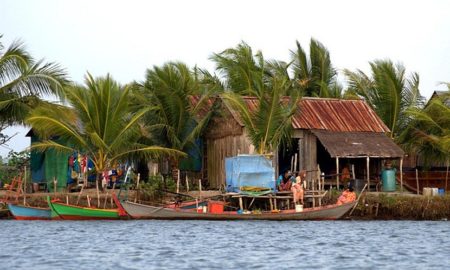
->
[1,220,450,269]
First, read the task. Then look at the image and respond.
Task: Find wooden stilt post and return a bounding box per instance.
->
[23,166,27,205]
[135,173,140,203]
[351,164,355,180]
[336,157,340,190]
[198,179,202,200]
[294,154,298,173]
[186,175,189,192]
[416,168,420,195]
[445,159,449,193]
[176,170,180,194]
[366,157,370,192]
[400,158,403,193]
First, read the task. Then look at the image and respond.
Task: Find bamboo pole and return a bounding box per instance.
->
[176,170,180,194]
[134,173,140,203]
[96,177,100,207]
[348,183,368,217]
[366,157,370,192]
[416,168,420,195]
[186,175,189,192]
[294,154,298,173]
[66,195,69,205]
[336,157,340,190]
[400,158,403,193]
[198,179,202,200]
[23,166,27,205]
[87,195,91,207]
[351,164,355,180]
[446,160,449,193]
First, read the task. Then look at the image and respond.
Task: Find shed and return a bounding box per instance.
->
[202,97,405,190]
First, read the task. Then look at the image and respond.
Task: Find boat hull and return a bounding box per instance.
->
[120,200,356,220]
[47,198,119,220]
[8,204,53,220]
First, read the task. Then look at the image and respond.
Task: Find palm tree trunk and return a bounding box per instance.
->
[96,173,101,207]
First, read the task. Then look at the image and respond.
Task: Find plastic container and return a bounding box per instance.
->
[423,187,432,196]
[382,169,396,192]
[431,188,439,196]
[197,207,203,213]
[202,206,207,213]
[438,188,445,195]
[208,201,225,214]
[295,204,303,212]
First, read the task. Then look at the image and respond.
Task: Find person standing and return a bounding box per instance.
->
[291,170,306,205]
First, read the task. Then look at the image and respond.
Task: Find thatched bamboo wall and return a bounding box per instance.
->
[206,132,253,188]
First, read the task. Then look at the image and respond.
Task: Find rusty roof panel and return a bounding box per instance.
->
[313,130,404,158]
[294,98,389,132]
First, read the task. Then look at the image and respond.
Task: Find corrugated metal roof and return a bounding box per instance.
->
[239,97,390,133]
[313,130,404,158]
[294,98,390,132]
[193,96,390,133]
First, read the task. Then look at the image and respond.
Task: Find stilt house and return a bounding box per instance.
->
[202,97,405,190]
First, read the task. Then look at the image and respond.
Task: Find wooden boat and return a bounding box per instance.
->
[47,197,120,220]
[117,198,356,220]
[7,204,56,220]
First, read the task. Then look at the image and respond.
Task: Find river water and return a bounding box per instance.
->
[1,220,449,269]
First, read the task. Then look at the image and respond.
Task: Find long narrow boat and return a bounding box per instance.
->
[7,204,56,220]
[47,197,120,220]
[117,198,356,220]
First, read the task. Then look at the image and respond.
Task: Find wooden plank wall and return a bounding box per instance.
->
[206,133,253,188]
[303,131,317,183]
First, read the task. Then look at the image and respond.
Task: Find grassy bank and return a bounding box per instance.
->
[348,192,450,220]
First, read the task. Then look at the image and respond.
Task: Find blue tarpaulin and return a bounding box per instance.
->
[225,155,275,192]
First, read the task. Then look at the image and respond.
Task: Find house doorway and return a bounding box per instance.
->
[278,138,300,176]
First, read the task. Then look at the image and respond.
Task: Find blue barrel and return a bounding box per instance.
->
[382,169,396,192]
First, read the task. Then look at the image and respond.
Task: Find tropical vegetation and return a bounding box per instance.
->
[344,60,423,139]
[0,35,68,132]
[134,62,214,171]
[26,73,185,181]
[1,33,448,185]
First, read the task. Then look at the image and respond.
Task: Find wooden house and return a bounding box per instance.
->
[202,97,405,191]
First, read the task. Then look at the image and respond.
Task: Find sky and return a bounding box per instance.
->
[1,0,450,157]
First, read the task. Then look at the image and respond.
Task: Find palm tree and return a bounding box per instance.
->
[344,60,423,139]
[290,38,341,98]
[26,73,184,182]
[0,36,68,127]
[135,62,213,171]
[210,41,269,97]
[221,76,299,155]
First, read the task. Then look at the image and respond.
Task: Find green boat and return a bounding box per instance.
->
[47,196,120,220]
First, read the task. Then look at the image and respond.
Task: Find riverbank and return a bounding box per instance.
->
[2,189,449,220]
[347,192,450,220]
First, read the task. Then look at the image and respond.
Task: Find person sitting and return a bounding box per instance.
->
[291,170,306,205]
[277,170,294,191]
[337,185,357,205]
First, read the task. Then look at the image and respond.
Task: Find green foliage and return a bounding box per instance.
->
[344,60,423,138]
[221,81,298,155]
[398,89,450,165]
[356,194,450,220]
[135,62,214,168]
[26,73,185,174]
[0,150,29,184]
[291,39,342,98]
[0,36,68,127]
[139,175,176,201]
